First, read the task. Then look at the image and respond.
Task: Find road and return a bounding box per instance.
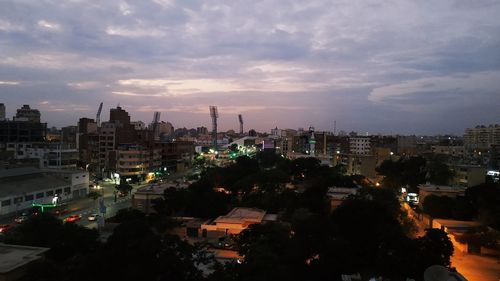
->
[403,203,500,280]
[2,169,193,228]
[451,250,500,281]
[0,181,147,228]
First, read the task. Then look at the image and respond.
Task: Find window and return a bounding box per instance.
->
[55,189,62,195]
[64,187,71,194]
[36,193,44,199]
[14,197,23,204]
[24,194,34,201]
[1,200,11,207]
[82,175,86,177]
[46,191,54,196]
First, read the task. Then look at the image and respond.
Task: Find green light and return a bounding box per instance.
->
[32,203,57,213]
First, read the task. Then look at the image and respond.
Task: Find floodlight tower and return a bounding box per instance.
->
[152,111,161,140]
[209,106,219,151]
[238,114,244,135]
[96,102,103,127]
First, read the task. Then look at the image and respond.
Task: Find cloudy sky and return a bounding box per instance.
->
[1,0,499,134]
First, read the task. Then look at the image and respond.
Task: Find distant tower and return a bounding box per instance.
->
[309,126,316,156]
[209,106,219,151]
[238,114,244,135]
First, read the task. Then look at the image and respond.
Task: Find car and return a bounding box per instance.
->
[87,214,100,221]
[117,191,128,197]
[14,216,28,224]
[64,214,82,223]
[0,224,12,233]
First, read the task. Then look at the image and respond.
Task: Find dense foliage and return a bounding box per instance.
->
[4,152,461,281]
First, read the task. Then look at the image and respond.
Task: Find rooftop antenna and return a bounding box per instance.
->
[334,120,337,135]
[209,106,219,151]
[238,114,244,135]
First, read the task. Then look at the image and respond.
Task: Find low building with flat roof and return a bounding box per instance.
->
[0,167,89,216]
[0,243,49,281]
[432,219,482,233]
[327,187,359,210]
[418,184,467,209]
[201,208,277,238]
[132,181,189,214]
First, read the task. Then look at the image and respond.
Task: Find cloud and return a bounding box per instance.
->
[105,26,166,38]
[368,72,500,104]
[132,104,306,115]
[152,0,174,9]
[0,51,135,71]
[119,2,133,16]
[67,81,102,90]
[0,19,24,32]
[0,0,499,133]
[112,91,164,97]
[0,81,20,85]
[37,20,62,32]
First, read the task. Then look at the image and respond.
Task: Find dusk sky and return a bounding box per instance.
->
[1,0,499,135]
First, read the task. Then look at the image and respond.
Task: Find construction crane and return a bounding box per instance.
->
[96,102,103,127]
[238,114,244,135]
[209,106,218,151]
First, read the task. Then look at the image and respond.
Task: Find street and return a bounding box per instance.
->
[0,181,148,228]
[403,203,500,280]
[451,250,500,281]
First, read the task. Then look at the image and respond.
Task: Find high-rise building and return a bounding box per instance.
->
[196,126,208,135]
[464,124,500,150]
[0,120,47,143]
[77,118,99,172]
[110,106,131,125]
[0,103,5,121]
[14,105,41,123]
[349,136,371,155]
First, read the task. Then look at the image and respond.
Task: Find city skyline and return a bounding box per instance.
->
[1,1,500,134]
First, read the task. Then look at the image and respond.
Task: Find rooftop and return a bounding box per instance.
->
[214,208,266,224]
[0,167,84,178]
[136,181,189,195]
[418,184,466,193]
[0,167,43,178]
[0,168,78,198]
[433,219,482,229]
[0,243,49,273]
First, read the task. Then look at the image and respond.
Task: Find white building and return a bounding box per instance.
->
[5,142,78,169]
[0,167,89,216]
[464,124,500,150]
[131,121,146,130]
[349,136,371,155]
